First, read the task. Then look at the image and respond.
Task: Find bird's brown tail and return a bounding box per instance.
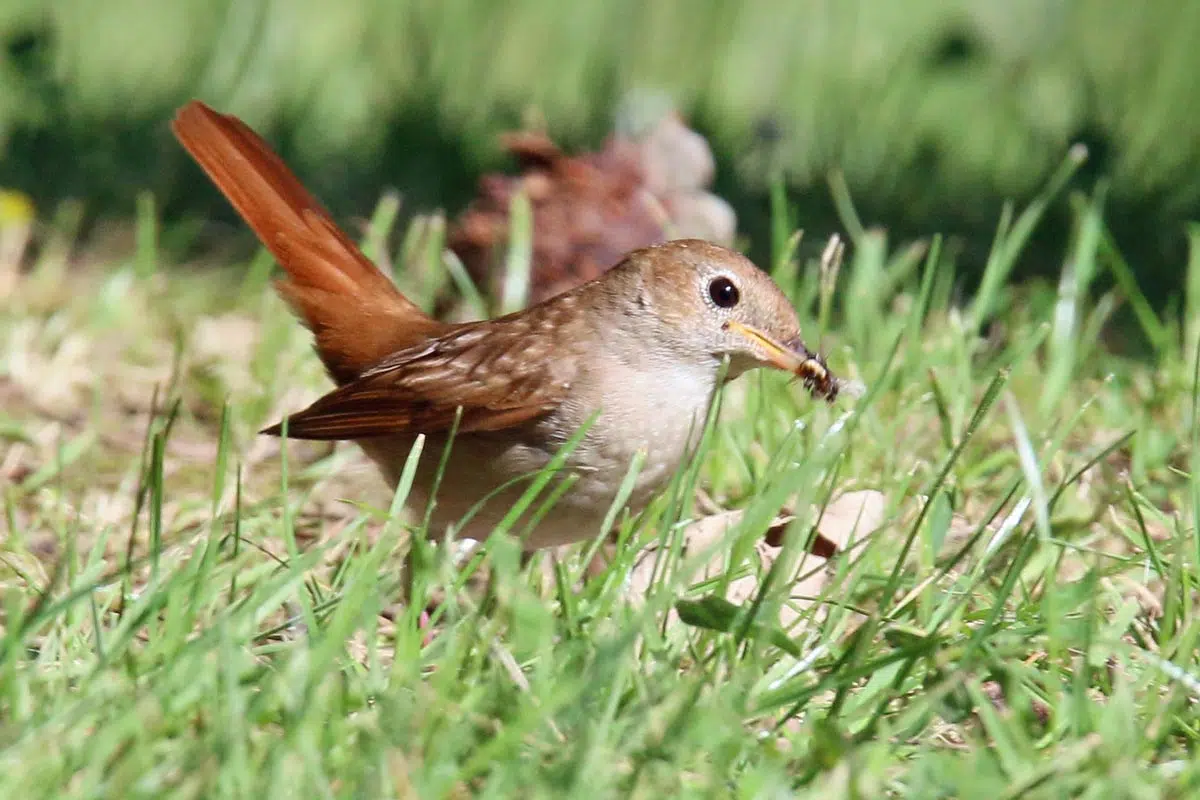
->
[171,100,443,384]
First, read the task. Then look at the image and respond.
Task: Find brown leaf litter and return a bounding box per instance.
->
[446,110,736,309]
[621,489,889,631]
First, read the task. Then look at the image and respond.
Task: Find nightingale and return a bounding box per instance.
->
[171,100,841,555]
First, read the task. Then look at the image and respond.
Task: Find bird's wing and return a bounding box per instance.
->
[262,301,580,440]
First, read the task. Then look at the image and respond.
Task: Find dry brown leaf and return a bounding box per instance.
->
[810,489,888,551]
[622,489,887,631]
[445,111,735,310]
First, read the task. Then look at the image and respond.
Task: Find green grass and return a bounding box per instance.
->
[8,0,1200,203]
[7,0,1200,296]
[2,162,1200,798]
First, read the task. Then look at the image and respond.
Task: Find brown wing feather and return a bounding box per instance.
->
[171,101,442,383]
[262,300,581,440]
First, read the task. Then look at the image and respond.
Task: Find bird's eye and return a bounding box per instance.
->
[708,276,740,308]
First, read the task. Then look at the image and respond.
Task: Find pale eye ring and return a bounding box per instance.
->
[708,276,740,308]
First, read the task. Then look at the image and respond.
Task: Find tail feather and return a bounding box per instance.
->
[171,100,442,384]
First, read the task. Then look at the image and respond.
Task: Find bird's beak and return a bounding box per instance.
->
[724,320,813,373]
[723,319,839,402]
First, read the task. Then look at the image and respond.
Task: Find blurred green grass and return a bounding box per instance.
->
[2,0,1199,295]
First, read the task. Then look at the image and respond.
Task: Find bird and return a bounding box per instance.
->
[171,100,841,559]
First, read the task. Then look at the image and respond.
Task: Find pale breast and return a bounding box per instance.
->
[570,361,715,498]
[359,338,721,550]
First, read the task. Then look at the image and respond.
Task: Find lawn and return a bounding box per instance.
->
[1,155,1198,798]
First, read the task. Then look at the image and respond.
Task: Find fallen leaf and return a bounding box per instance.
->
[445,110,735,310]
[623,508,783,599]
[418,489,887,639]
[810,489,887,552]
[621,490,887,633]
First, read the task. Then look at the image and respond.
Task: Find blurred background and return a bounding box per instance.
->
[1,0,1197,306]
